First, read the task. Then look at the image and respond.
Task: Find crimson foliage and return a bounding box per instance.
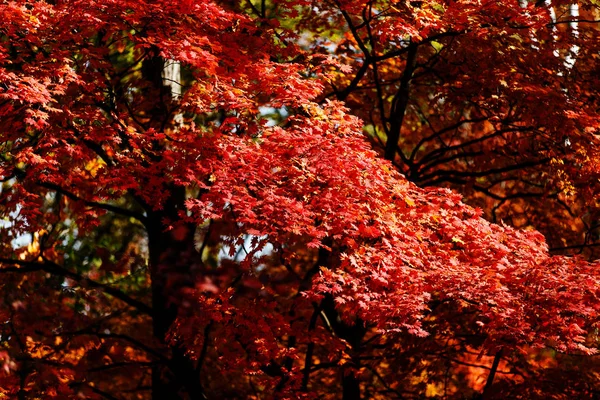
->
[1,0,599,399]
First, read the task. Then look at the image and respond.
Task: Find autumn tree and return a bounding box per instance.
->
[261,0,598,249]
[1,0,599,399]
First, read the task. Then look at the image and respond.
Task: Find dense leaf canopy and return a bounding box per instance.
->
[1,0,599,398]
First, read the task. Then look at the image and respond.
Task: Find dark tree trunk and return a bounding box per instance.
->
[142,53,206,400]
[342,371,361,400]
[147,194,206,400]
[321,295,367,400]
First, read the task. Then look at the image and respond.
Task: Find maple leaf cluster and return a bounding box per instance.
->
[0,0,599,399]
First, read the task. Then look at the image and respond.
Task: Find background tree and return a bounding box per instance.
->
[0,0,599,399]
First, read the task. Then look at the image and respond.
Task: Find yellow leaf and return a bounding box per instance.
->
[452,236,465,245]
[425,382,443,397]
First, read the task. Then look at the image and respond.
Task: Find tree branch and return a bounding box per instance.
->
[385,42,418,163]
[409,117,488,164]
[37,181,147,225]
[415,158,550,185]
[301,303,322,391]
[0,257,153,316]
[480,349,503,399]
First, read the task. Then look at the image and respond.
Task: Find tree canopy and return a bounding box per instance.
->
[1,0,599,398]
